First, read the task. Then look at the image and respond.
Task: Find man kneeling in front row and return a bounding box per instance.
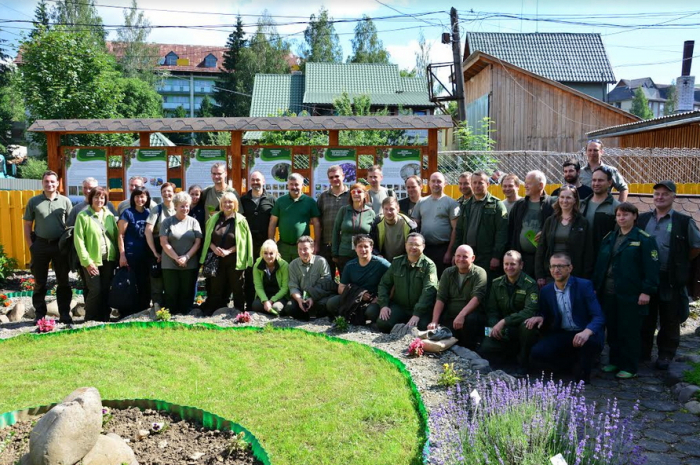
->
[478,250,540,376]
[525,253,605,384]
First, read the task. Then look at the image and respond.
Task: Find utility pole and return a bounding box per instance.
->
[450,7,467,122]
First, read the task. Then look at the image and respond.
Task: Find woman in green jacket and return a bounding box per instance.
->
[331,183,376,274]
[593,202,659,379]
[200,192,254,314]
[74,186,118,322]
[251,240,289,315]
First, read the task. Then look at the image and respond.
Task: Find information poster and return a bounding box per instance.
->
[184,148,226,189]
[64,148,107,197]
[312,148,356,198]
[376,148,422,198]
[124,148,168,202]
[247,147,292,198]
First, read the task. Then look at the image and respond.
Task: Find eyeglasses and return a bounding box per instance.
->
[549,264,571,270]
[587,139,603,145]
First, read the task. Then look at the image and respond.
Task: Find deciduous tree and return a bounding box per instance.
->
[300,7,342,68]
[630,87,654,119]
[51,0,106,46]
[663,82,677,116]
[115,0,161,85]
[348,16,390,64]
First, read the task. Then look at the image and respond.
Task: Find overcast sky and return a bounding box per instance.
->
[1,0,697,86]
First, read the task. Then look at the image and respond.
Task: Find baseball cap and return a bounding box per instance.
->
[653,180,676,193]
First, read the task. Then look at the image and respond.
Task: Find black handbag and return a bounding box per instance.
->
[202,218,233,279]
[109,267,137,313]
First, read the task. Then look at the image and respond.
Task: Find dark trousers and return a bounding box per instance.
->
[334,256,353,276]
[642,293,682,361]
[320,243,338,281]
[203,256,245,314]
[162,268,198,315]
[286,299,327,321]
[366,303,431,333]
[479,322,540,368]
[603,293,644,373]
[30,239,72,320]
[84,261,116,322]
[424,242,450,278]
[440,311,486,351]
[126,255,151,314]
[530,330,603,382]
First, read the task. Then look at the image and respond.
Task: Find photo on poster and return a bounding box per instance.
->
[376,148,421,198]
[124,148,168,202]
[247,147,292,198]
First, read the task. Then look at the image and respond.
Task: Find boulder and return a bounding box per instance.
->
[450,345,482,361]
[8,302,25,322]
[0,314,9,324]
[684,400,700,415]
[45,301,59,317]
[71,303,85,317]
[188,308,204,317]
[121,309,151,321]
[678,385,700,404]
[27,387,102,465]
[82,433,138,465]
[211,307,233,317]
[487,370,518,386]
[24,305,36,319]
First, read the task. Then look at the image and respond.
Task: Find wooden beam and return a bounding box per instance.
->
[46,132,62,192]
[139,132,151,147]
[428,128,438,175]
[230,131,243,193]
[329,130,339,146]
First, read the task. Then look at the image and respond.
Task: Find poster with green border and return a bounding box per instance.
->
[124,148,168,202]
[312,148,356,198]
[247,147,292,198]
[183,148,226,190]
[64,148,107,198]
[376,148,421,198]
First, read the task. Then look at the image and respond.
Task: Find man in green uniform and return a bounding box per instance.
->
[373,233,438,333]
[479,250,540,375]
[428,244,488,350]
[454,171,508,282]
[268,173,322,263]
[23,170,73,324]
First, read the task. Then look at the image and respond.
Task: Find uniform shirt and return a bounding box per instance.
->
[579,163,628,193]
[411,195,460,244]
[643,209,700,271]
[23,193,73,240]
[437,265,488,320]
[377,254,438,316]
[486,272,539,327]
[316,187,350,244]
[159,215,202,270]
[341,256,390,295]
[271,194,321,244]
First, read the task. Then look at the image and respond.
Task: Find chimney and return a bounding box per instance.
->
[676,40,695,113]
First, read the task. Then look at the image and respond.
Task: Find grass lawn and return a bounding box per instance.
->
[0,323,426,465]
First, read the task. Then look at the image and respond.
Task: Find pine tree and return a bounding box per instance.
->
[115,0,160,85]
[664,82,677,115]
[213,15,247,117]
[300,7,342,68]
[630,87,654,119]
[51,0,106,45]
[31,0,51,38]
[348,16,390,64]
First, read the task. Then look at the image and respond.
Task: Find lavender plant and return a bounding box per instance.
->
[428,375,646,465]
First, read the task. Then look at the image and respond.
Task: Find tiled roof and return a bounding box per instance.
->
[627,194,700,225]
[303,63,434,107]
[587,110,700,138]
[250,74,306,117]
[106,42,226,74]
[464,32,615,83]
[28,116,453,133]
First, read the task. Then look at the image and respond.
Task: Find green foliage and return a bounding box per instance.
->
[31,0,51,38]
[300,7,343,68]
[195,96,215,144]
[348,16,390,64]
[0,245,18,283]
[51,0,106,45]
[256,110,329,146]
[115,77,163,118]
[19,157,48,179]
[630,87,654,119]
[214,15,248,117]
[224,432,250,458]
[664,83,677,116]
[0,35,16,152]
[115,0,161,86]
[155,308,171,321]
[332,316,349,332]
[334,93,408,145]
[455,117,496,151]
[167,105,193,145]
[437,363,462,388]
[414,30,431,79]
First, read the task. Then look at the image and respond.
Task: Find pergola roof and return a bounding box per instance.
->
[28,116,452,134]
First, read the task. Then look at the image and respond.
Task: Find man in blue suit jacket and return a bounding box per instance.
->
[525,252,605,384]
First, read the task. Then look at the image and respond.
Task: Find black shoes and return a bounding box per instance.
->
[655,357,671,370]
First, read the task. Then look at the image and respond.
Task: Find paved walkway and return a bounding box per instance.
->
[584,330,700,465]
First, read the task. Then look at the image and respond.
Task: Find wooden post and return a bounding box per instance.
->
[46,132,62,192]
[329,130,339,146]
[428,128,439,175]
[139,132,151,147]
[230,130,243,193]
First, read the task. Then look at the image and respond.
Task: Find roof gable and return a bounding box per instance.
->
[106,42,226,74]
[464,32,615,83]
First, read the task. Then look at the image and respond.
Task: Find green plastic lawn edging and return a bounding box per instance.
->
[0,321,430,464]
[0,398,271,464]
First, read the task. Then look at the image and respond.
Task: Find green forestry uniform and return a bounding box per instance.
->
[372,254,438,333]
[478,272,540,366]
[436,264,488,349]
[271,193,321,263]
[453,193,509,273]
[593,227,659,374]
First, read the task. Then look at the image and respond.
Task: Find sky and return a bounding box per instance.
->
[0,0,698,88]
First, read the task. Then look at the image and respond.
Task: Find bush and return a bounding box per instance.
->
[19,157,48,179]
[428,375,645,465]
[0,245,18,283]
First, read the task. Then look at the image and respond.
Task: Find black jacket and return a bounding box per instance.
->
[535,214,594,280]
[638,210,693,288]
[580,193,619,253]
[240,190,275,250]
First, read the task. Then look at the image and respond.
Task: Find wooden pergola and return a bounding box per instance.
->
[28,115,453,195]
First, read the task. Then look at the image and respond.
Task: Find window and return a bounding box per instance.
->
[165,52,178,66]
[203,54,217,68]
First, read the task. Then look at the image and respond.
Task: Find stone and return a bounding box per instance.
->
[24,305,35,319]
[211,308,232,317]
[71,303,85,317]
[671,382,690,397]
[657,421,694,434]
[189,452,205,461]
[390,323,412,338]
[158,440,168,449]
[137,429,150,440]
[678,385,700,403]
[665,362,692,386]
[81,433,138,465]
[675,440,700,457]
[640,399,679,412]
[644,452,683,465]
[669,412,698,423]
[695,326,700,337]
[684,400,700,415]
[644,428,679,443]
[641,439,670,453]
[188,308,204,317]
[0,314,9,324]
[45,301,59,317]
[486,370,517,386]
[450,345,482,361]
[7,302,25,322]
[677,354,700,364]
[121,309,151,321]
[28,387,102,465]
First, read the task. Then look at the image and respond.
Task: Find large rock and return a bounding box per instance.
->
[27,387,103,465]
[450,345,482,361]
[678,385,700,404]
[45,301,59,318]
[24,305,36,319]
[8,302,25,322]
[684,401,700,415]
[71,303,85,317]
[82,433,138,465]
[211,307,233,317]
[0,314,9,324]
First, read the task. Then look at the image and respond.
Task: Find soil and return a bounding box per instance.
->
[0,407,263,465]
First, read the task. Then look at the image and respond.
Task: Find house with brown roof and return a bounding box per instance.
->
[461,32,637,152]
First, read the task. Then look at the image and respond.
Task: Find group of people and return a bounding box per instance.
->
[22,139,699,383]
